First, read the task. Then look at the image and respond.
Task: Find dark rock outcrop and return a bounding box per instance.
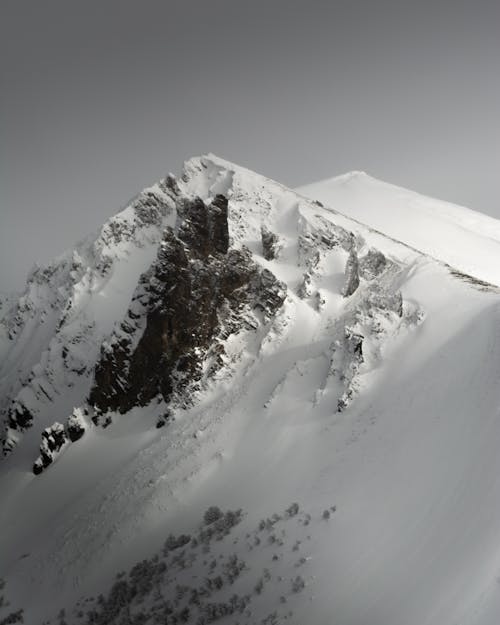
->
[298,217,354,268]
[342,249,360,297]
[156,408,174,429]
[261,226,279,261]
[176,194,229,257]
[344,328,364,360]
[89,195,286,416]
[359,249,388,280]
[7,403,34,431]
[335,327,365,413]
[33,422,67,474]
[66,409,86,442]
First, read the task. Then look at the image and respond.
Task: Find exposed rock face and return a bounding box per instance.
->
[342,249,360,297]
[89,195,287,416]
[261,226,279,260]
[336,328,365,412]
[176,195,229,257]
[297,216,357,301]
[33,422,67,475]
[328,274,409,413]
[298,216,354,268]
[7,403,34,431]
[359,249,388,280]
[66,409,86,442]
[1,178,178,456]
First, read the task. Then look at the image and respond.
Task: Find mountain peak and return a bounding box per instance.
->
[1,156,500,625]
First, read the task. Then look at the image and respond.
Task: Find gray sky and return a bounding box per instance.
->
[1,0,499,291]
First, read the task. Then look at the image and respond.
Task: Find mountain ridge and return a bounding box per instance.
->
[298,168,500,286]
[1,155,500,625]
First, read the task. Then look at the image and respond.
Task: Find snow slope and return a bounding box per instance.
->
[1,155,500,625]
[298,171,500,287]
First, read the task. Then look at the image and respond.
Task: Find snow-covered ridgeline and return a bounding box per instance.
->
[1,154,416,464]
[2,156,500,625]
[298,171,500,287]
[0,181,178,452]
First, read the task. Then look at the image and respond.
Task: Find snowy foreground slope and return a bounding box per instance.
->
[1,155,500,625]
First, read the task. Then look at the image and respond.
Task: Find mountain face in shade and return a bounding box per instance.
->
[1,155,500,625]
[89,195,285,418]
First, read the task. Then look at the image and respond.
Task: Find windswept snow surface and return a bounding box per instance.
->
[1,155,500,624]
[298,171,500,287]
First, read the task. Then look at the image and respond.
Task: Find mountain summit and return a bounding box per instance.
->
[1,155,500,625]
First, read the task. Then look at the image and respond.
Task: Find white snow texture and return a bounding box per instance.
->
[1,154,500,625]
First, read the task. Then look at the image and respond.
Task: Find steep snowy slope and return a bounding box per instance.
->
[298,171,500,287]
[1,155,500,625]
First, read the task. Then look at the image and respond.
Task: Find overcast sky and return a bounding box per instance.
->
[1,0,499,291]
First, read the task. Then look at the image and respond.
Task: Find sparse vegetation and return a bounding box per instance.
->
[163,533,191,555]
[39,502,333,625]
[285,503,299,518]
[291,575,305,594]
[0,609,24,625]
[0,579,24,625]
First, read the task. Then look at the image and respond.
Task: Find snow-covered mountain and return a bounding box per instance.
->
[1,155,500,625]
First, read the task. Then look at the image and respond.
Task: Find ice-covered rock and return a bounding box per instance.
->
[66,408,87,442]
[33,422,68,475]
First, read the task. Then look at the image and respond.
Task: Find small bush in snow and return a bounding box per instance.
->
[203,506,223,525]
[291,575,305,594]
[199,509,243,543]
[223,554,246,584]
[258,514,282,532]
[254,578,264,595]
[163,533,191,555]
[261,612,279,625]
